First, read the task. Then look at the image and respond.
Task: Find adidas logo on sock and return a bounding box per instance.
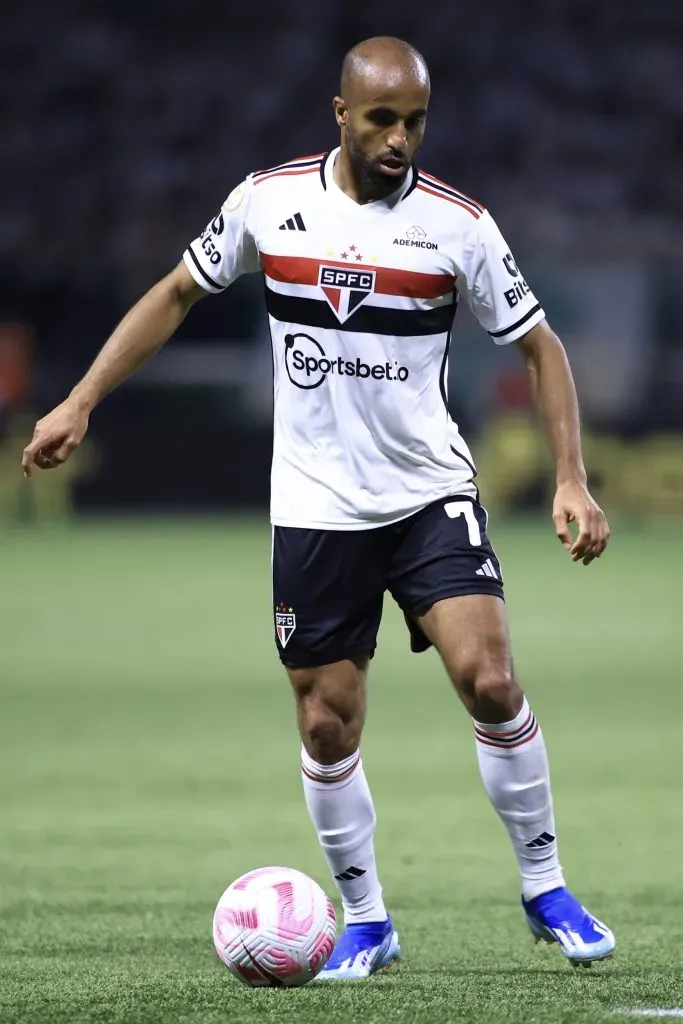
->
[526,831,556,849]
[279,212,306,231]
[476,558,498,579]
[334,865,367,882]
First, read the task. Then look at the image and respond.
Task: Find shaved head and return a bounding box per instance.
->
[340,36,430,100]
[333,37,430,203]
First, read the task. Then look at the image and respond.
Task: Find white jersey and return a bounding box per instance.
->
[183,148,545,529]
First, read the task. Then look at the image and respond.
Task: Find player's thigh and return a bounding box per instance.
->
[415,593,513,694]
[418,593,522,721]
[387,495,504,649]
[272,525,384,670]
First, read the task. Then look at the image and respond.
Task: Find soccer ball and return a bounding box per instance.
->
[213,866,337,987]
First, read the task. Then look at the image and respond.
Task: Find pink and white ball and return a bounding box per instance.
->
[213,866,337,987]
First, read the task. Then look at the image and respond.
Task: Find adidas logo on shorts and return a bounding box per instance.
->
[476,558,498,579]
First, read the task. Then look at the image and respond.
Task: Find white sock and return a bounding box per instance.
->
[301,746,387,925]
[473,697,566,901]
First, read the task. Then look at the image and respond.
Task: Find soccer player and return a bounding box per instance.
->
[23,36,615,978]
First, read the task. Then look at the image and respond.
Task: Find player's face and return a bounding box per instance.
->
[336,78,429,192]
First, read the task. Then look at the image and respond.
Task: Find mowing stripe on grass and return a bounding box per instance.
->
[615,1012,683,1018]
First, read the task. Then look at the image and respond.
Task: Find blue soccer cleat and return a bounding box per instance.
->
[315,915,400,980]
[522,886,616,967]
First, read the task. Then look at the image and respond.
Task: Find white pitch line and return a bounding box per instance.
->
[614,1012,683,1018]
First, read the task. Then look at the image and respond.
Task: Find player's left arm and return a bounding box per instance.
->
[458,209,609,566]
[515,320,610,565]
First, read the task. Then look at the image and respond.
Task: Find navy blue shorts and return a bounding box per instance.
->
[272,495,504,668]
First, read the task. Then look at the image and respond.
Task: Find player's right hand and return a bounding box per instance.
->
[22,397,90,477]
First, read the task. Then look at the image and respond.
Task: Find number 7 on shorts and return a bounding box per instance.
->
[444,500,482,546]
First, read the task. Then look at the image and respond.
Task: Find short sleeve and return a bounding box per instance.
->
[182,178,260,293]
[457,210,545,344]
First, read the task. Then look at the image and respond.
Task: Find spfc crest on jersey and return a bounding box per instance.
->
[318,265,376,323]
[275,603,297,648]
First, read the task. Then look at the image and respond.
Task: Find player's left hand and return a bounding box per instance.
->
[552,480,610,565]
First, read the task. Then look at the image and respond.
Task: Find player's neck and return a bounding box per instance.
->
[333,150,401,205]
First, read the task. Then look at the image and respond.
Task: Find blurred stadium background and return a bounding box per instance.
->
[2,3,682,1022]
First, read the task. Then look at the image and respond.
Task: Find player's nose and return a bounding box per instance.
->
[386,124,408,152]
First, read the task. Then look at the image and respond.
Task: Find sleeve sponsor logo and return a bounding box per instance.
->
[502,252,520,277]
[504,278,532,308]
[199,211,225,265]
[501,250,533,306]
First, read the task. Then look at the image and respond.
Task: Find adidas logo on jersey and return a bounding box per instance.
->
[279,213,306,231]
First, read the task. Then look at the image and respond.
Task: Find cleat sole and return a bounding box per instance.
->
[569,952,613,969]
[378,956,400,974]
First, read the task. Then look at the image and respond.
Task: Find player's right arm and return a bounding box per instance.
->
[23,177,259,477]
[22,263,207,476]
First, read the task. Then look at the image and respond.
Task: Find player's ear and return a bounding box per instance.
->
[332,96,348,128]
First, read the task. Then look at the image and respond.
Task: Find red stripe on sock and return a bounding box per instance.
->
[301,758,359,784]
[475,722,539,750]
[474,709,533,742]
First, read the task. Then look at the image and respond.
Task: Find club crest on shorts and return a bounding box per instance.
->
[275,602,297,648]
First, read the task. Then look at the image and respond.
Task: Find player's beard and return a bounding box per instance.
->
[345,124,410,198]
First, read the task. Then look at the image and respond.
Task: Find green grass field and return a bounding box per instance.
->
[1,518,682,1024]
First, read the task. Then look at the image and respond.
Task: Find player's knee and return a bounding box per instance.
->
[303,708,347,762]
[298,689,364,764]
[289,663,366,763]
[472,669,523,722]
[302,701,362,763]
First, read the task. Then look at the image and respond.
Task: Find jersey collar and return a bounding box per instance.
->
[321,148,418,209]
